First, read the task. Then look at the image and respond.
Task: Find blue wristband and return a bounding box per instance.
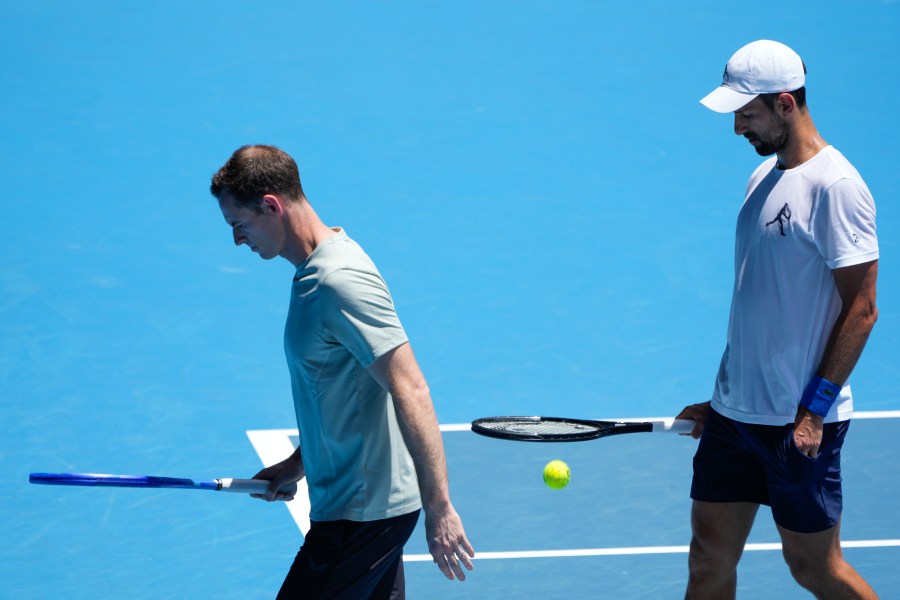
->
[800,375,842,417]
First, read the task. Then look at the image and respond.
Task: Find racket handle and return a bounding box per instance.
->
[215,478,271,494]
[651,419,695,434]
[216,478,300,496]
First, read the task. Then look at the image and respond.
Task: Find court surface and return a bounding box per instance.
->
[3,2,900,598]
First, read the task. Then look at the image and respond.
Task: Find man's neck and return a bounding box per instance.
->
[776,121,825,170]
[282,201,336,266]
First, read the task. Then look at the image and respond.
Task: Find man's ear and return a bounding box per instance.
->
[776,92,797,117]
[261,194,285,215]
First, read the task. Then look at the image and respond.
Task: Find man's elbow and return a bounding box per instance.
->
[412,379,432,405]
[860,302,879,333]
[868,305,879,329]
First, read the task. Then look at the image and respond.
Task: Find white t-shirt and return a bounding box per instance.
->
[711,146,878,426]
[284,229,421,521]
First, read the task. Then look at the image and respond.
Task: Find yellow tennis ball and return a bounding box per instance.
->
[543,460,571,490]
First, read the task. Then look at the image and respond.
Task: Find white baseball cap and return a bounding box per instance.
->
[700,40,806,113]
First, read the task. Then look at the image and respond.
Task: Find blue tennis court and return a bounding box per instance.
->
[3,1,900,598]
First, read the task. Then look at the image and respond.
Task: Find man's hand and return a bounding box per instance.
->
[676,401,712,439]
[250,449,304,502]
[793,406,824,458]
[425,504,475,581]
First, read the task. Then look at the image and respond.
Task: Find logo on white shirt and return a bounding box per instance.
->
[766,203,792,236]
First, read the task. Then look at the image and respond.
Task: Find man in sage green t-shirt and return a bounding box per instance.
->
[210,145,474,599]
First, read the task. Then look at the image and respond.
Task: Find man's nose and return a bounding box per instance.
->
[733,114,748,136]
[233,228,246,246]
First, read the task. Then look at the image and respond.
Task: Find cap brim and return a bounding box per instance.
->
[699,86,758,113]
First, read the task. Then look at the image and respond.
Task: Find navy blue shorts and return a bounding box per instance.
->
[276,509,420,599]
[691,408,849,533]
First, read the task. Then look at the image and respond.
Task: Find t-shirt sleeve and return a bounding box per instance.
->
[321,267,409,368]
[813,177,879,269]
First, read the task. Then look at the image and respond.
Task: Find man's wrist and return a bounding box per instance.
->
[797,404,825,423]
[800,375,842,418]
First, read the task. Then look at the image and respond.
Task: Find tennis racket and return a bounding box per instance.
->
[29,472,275,494]
[470,416,694,442]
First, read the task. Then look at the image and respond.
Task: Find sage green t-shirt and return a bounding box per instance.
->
[284,228,421,522]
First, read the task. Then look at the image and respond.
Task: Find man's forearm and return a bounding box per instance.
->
[394,385,452,512]
[816,308,877,386]
[814,260,878,386]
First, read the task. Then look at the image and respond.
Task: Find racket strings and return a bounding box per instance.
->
[479,419,602,436]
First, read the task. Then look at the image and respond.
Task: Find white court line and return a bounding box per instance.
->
[247,410,900,558]
[402,539,900,561]
[850,410,900,419]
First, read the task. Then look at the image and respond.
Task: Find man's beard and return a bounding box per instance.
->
[747,115,790,158]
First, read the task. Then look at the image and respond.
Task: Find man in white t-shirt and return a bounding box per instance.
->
[676,41,879,598]
[210,145,474,598]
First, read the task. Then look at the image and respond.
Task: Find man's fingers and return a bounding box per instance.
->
[457,549,475,572]
[461,538,475,561]
[434,550,471,581]
[447,553,466,581]
[690,420,704,439]
[433,551,455,580]
[249,479,297,502]
[793,434,820,459]
[676,403,710,439]
[431,540,475,581]
[449,542,475,572]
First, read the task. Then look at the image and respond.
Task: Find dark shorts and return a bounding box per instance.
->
[276,509,420,600]
[691,408,849,533]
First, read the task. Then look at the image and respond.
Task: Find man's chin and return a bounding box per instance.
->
[250,249,275,260]
[750,142,777,157]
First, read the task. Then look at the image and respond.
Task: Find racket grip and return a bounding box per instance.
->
[651,419,695,434]
[216,478,271,494]
[217,478,300,497]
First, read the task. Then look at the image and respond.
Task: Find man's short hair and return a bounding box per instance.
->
[210,145,304,212]
[759,86,808,112]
